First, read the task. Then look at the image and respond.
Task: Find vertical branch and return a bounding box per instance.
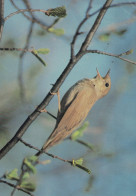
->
[10,159,26,196]
[18,0,34,102]
[18,22,34,102]
[71,0,93,59]
[0,0,4,41]
[79,0,113,52]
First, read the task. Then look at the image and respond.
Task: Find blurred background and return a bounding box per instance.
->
[0,0,136,195]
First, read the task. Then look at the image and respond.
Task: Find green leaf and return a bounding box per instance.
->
[72,159,91,174]
[48,28,65,36]
[46,6,67,18]
[27,155,38,163]
[24,158,37,174]
[36,48,50,55]
[22,172,30,181]
[71,121,89,141]
[20,181,36,192]
[5,169,19,181]
[21,172,36,192]
[98,33,111,41]
[73,158,83,166]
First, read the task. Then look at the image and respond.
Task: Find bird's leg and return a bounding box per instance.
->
[37,106,57,120]
[40,108,47,113]
[50,90,61,112]
[39,108,57,120]
[38,89,60,119]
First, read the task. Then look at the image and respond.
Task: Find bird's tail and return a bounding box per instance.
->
[35,140,51,157]
[35,127,66,157]
[35,130,57,157]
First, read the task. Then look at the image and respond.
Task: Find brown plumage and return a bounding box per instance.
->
[37,69,111,155]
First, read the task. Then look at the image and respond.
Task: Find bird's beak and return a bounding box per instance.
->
[96,68,102,79]
[104,69,110,78]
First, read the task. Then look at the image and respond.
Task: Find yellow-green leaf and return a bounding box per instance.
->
[22,172,30,181]
[27,155,38,163]
[5,169,19,181]
[71,121,89,140]
[73,158,83,165]
[20,181,36,192]
[48,28,65,36]
[24,158,37,174]
[72,159,91,174]
[33,49,37,55]
[36,48,50,55]
[98,33,111,41]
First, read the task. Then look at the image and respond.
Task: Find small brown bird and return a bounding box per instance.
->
[37,69,111,155]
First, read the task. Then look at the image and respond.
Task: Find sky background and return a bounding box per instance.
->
[0,0,136,196]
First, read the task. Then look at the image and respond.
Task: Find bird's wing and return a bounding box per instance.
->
[43,87,96,150]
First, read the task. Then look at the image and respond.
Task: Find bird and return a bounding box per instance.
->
[36,69,111,156]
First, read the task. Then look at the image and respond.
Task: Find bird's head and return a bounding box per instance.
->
[91,68,111,99]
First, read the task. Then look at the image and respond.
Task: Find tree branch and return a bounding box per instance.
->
[89,2,136,18]
[10,0,49,29]
[18,138,92,174]
[19,138,71,163]
[0,180,33,196]
[18,21,34,102]
[85,49,136,65]
[0,47,46,66]
[4,9,50,21]
[71,0,93,59]
[79,0,113,52]
[0,0,4,41]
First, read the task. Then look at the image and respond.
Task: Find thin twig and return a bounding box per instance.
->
[19,138,71,164]
[100,16,136,33]
[46,111,57,119]
[0,47,45,66]
[86,0,93,15]
[10,0,48,29]
[89,2,136,18]
[10,158,28,196]
[18,20,34,102]
[79,0,113,52]
[0,47,33,52]
[18,138,92,175]
[0,180,33,196]
[85,50,136,65]
[0,175,5,180]
[71,0,93,59]
[74,139,94,150]
[0,0,4,41]
[4,9,50,21]
[0,0,113,160]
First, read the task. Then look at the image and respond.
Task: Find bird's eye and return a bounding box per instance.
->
[105,83,109,87]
